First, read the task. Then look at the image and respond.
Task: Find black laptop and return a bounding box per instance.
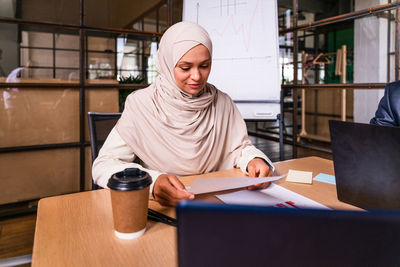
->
[329,120,400,210]
[177,201,400,267]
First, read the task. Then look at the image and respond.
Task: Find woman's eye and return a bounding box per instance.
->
[180,67,190,71]
[200,65,209,69]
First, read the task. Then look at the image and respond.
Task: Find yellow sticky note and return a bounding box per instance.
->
[286,169,313,184]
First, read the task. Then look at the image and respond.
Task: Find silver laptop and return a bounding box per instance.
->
[329,120,400,210]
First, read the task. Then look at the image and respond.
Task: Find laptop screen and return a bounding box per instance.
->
[329,120,400,210]
[177,201,400,267]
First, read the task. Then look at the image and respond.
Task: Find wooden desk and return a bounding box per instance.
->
[32,156,358,266]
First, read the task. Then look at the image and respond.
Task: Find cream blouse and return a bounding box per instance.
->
[92,127,274,197]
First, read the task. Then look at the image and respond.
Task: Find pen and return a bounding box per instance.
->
[147,208,177,227]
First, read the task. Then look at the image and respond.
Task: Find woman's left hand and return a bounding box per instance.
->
[246,158,273,190]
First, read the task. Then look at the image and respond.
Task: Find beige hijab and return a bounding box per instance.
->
[116,21,251,176]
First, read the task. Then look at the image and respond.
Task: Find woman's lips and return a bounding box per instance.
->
[188,83,201,89]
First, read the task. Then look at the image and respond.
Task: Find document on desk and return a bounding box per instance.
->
[189,175,285,195]
[216,183,330,210]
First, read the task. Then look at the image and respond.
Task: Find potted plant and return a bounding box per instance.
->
[118,74,146,111]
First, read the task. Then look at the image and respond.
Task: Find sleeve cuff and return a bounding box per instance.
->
[146,169,165,200]
[237,145,275,175]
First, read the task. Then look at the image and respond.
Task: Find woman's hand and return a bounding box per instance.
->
[153,174,194,206]
[247,158,273,190]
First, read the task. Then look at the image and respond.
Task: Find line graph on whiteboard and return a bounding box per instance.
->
[194,0,272,59]
[183,0,280,104]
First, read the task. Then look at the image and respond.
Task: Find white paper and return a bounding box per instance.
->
[189,175,285,195]
[216,183,330,210]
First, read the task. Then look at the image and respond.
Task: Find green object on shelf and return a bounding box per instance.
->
[118,75,146,84]
[118,75,146,112]
[327,28,354,84]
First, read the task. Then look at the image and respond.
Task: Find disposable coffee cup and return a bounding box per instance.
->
[108,168,152,239]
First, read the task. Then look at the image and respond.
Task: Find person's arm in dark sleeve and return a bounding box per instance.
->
[370,82,400,127]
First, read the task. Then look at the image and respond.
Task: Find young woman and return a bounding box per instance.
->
[93,21,274,206]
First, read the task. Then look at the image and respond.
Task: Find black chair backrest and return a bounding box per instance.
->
[88,112,121,189]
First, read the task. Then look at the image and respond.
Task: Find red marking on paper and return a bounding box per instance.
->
[276,201,299,209]
[285,201,299,209]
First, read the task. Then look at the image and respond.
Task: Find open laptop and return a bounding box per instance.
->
[177,201,400,267]
[329,120,400,210]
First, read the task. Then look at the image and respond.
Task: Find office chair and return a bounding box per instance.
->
[88,112,122,190]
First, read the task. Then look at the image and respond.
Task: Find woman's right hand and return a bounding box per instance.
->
[153,174,194,206]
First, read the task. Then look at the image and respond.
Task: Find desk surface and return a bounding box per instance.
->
[32,156,358,266]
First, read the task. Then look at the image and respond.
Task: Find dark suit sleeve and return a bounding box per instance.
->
[370,82,400,126]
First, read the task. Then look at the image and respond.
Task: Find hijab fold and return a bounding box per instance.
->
[116,21,251,176]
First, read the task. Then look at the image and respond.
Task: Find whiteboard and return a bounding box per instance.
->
[182,0,280,120]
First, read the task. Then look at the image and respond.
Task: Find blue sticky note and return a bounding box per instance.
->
[313,173,336,185]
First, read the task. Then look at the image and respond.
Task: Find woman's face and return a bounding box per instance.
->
[174,44,211,95]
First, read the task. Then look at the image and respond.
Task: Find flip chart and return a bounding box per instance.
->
[182,0,281,120]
